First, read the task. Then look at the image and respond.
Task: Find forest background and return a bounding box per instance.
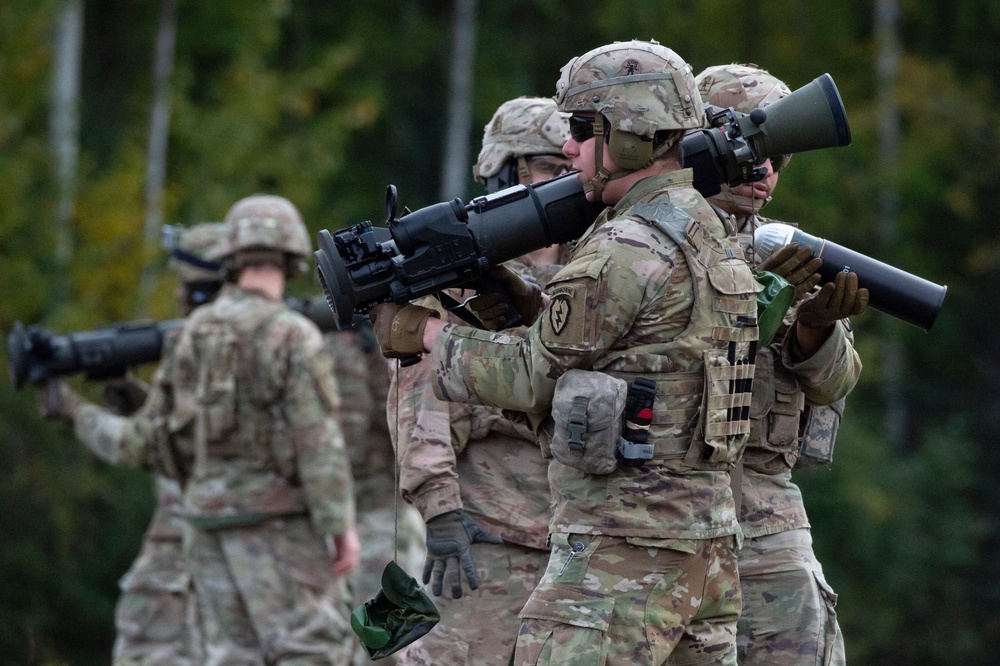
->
[1,1,997,664]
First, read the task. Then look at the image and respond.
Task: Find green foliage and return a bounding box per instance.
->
[2,2,999,664]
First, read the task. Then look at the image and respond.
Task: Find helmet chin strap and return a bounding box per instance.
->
[586,114,636,203]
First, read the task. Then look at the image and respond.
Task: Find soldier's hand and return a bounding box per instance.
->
[330,528,362,576]
[101,374,150,416]
[36,379,85,424]
[423,508,502,599]
[369,303,440,359]
[796,270,870,330]
[758,242,823,303]
[471,266,543,330]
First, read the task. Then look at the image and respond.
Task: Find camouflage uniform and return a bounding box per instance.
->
[62,222,227,665]
[155,196,356,665]
[72,334,202,666]
[736,216,855,666]
[427,164,759,666]
[324,327,426,666]
[388,273,554,666]
[386,97,572,666]
[696,65,860,666]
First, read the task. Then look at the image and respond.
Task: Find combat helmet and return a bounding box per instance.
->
[163,221,227,310]
[555,39,703,200]
[473,96,570,194]
[695,64,791,216]
[216,195,312,279]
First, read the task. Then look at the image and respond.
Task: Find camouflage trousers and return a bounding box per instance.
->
[112,536,202,666]
[514,534,741,666]
[737,528,845,666]
[185,516,354,665]
[349,503,427,666]
[396,541,549,666]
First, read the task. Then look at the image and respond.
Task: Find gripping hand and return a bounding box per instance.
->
[423,509,502,599]
[369,303,439,359]
[36,379,85,424]
[758,242,823,303]
[796,270,870,330]
[470,266,543,330]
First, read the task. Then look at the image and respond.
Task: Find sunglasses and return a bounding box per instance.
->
[568,115,597,142]
[526,156,572,178]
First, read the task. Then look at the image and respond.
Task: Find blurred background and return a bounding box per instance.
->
[1,1,997,664]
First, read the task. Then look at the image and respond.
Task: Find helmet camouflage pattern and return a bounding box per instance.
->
[695,64,792,171]
[473,97,569,182]
[216,195,312,277]
[555,39,703,140]
[169,222,226,284]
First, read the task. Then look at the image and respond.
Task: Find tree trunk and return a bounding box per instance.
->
[139,0,178,308]
[49,0,83,293]
[875,0,907,448]
[438,0,478,201]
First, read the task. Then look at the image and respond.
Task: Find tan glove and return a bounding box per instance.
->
[470,266,543,330]
[36,379,85,424]
[369,303,440,358]
[796,270,870,330]
[758,242,824,303]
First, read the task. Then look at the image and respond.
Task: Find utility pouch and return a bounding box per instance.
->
[796,398,844,468]
[550,369,627,475]
[617,378,657,468]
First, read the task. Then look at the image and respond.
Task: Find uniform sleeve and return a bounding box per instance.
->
[386,295,476,521]
[285,330,356,536]
[781,319,862,406]
[429,232,678,414]
[71,362,173,471]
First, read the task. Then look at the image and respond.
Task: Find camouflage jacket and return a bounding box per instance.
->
[149,285,354,535]
[428,169,757,540]
[738,215,862,537]
[71,328,186,540]
[387,258,561,551]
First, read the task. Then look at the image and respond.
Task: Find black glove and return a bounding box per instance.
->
[423,509,502,599]
[470,266,543,330]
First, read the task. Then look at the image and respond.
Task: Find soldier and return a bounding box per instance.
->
[369,41,760,666]
[38,222,226,666]
[324,322,427,666]
[695,64,868,666]
[387,96,571,665]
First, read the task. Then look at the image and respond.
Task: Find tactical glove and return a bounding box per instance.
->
[758,242,823,303]
[796,270,870,330]
[36,379,86,424]
[470,266,543,330]
[423,508,502,599]
[369,303,440,359]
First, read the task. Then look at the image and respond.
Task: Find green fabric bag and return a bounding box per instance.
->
[350,561,440,660]
[755,270,794,346]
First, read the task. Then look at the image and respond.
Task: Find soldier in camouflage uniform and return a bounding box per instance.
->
[38,222,226,666]
[695,64,869,666]
[324,324,427,666]
[386,97,572,666]
[45,196,360,664]
[369,41,762,666]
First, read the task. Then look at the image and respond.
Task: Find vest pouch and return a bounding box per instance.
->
[549,369,627,475]
[691,347,754,467]
[796,398,844,468]
[196,326,239,443]
[765,365,804,455]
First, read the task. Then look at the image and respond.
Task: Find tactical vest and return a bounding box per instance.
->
[169,290,310,524]
[595,201,760,471]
